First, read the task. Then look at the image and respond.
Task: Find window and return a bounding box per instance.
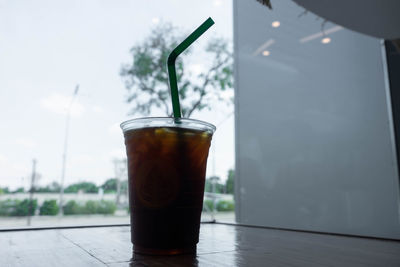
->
[0,0,235,229]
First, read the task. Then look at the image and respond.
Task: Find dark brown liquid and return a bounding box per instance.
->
[124,126,212,254]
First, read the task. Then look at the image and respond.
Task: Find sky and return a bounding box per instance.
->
[0,0,234,190]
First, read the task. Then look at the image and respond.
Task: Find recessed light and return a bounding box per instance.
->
[262,50,270,56]
[271,21,280,28]
[321,37,331,44]
[152,17,160,24]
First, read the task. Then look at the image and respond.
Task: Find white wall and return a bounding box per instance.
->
[234,0,400,239]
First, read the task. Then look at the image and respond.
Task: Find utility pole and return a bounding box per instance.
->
[211,141,217,221]
[59,84,79,215]
[27,159,36,226]
[113,159,121,206]
[209,112,233,220]
[114,159,127,206]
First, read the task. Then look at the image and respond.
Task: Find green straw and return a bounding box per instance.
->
[167,17,215,118]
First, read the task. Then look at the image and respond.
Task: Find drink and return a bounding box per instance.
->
[121,117,215,255]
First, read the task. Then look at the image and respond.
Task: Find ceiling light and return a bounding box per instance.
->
[271,21,280,28]
[321,37,331,44]
[152,17,160,24]
[262,50,270,56]
[252,39,275,56]
[299,26,342,43]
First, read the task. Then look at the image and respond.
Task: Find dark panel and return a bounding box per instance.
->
[385,40,400,186]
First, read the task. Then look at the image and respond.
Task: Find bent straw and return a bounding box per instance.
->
[167,17,215,118]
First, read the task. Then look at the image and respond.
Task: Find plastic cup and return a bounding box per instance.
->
[121,117,216,255]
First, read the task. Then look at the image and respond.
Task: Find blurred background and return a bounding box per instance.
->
[0,0,235,228]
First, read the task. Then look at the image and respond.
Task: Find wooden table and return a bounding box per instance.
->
[1,223,400,266]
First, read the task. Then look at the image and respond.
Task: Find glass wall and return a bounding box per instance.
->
[0,0,235,229]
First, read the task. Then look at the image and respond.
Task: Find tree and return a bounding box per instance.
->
[225,169,234,194]
[0,187,9,194]
[35,182,61,193]
[63,200,81,215]
[101,178,128,194]
[205,176,225,194]
[13,199,37,216]
[101,178,117,193]
[64,182,98,193]
[204,178,213,193]
[120,23,233,118]
[12,187,25,194]
[39,200,59,216]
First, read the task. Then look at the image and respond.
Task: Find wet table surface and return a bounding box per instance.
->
[1,223,400,266]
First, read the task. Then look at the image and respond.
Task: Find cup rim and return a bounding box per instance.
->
[120,117,216,133]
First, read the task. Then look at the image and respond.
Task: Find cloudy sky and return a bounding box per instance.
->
[0,0,234,189]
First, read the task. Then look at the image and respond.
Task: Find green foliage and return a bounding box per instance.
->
[63,200,116,215]
[12,187,25,193]
[216,200,234,212]
[203,199,214,212]
[0,199,118,216]
[63,200,82,215]
[205,176,225,193]
[120,23,233,118]
[101,178,117,193]
[101,178,128,194]
[203,199,234,212]
[13,199,38,216]
[64,182,98,193]
[0,199,37,216]
[205,170,235,194]
[225,169,234,194]
[0,187,9,194]
[84,200,98,214]
[97,200,117,215]
[121,180,128,194]
[204,178,212,193]
[39,200,59,216]
[35,182,61,193]
[0,199,16,216]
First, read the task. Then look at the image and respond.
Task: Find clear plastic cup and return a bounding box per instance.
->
[121,117,216,255]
